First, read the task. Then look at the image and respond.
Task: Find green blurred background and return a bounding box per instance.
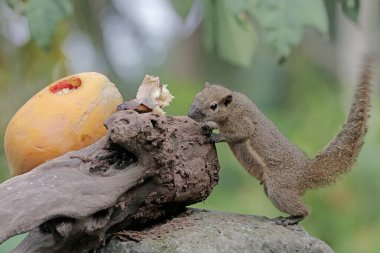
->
[1,0,379,252]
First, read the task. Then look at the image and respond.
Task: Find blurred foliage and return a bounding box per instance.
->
[0,0,379,253]
[3,0,362,66]
[25,0,73,49]
[341,0,361,22]
[192,0,328,64]
[6,0,73,49]
[0,234,26,252]
[203,0,257,66]
[7,0,329,66]
[171,0,193,19]
[251,0,328,57]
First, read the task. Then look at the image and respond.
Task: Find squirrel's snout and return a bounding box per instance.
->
[188,105,202,121]
[188,105,196,118]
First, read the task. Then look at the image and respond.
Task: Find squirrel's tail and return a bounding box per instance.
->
[304,57,373,189]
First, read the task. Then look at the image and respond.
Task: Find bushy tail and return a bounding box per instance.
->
[304,57,373,189]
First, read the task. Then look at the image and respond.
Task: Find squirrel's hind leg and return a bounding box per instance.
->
[265,185,309,226]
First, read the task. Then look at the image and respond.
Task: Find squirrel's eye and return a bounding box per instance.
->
[210,103,217,111]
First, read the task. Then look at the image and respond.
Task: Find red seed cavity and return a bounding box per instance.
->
[49,77,82,94]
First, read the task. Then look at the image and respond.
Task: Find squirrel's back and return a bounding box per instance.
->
[226,91,310,184]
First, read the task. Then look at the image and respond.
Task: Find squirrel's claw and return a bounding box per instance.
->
[201,125,213,136]
[272,215,304,227]
[210,133,227,143]
[205,136,215,143]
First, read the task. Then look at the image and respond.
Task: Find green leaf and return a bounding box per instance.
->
[341,0,360,22]
[217,4,256,67]
[25,0,73,50]
[171,0,194,20]
[297,0,328,34]
[5,0,26,13]
[251,0,328,57]
[6,0,20,9]
[224,0,255,15]
[203,0,257,67]
[202,0,215,52]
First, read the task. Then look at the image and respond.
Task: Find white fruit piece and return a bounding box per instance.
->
[136,75,174,115]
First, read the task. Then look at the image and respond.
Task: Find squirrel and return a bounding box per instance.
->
[188,59,372,226]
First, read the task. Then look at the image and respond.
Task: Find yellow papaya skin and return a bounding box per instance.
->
[4,72,123,176]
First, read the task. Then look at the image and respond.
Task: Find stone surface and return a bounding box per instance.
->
[98,209,334,253]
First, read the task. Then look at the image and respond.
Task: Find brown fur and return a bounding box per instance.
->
[188,59,372,223]
[304,59,372,189]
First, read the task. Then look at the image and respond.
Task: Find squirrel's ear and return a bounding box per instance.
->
[204,82,211,87]
[222,94,233,106]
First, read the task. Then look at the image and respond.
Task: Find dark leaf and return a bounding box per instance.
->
[202,0,215,52]
[25,0,73,50]
[5,0,26,13]
[341,0,360,22]
[251,0,328,58]
[203,0,257,67]
[171,0,194,20]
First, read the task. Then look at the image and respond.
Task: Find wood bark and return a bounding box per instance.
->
[0,110,219,253]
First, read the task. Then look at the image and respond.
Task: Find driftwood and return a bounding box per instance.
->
[0,110,219,252]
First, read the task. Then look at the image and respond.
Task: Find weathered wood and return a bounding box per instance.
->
[0,110,219,252]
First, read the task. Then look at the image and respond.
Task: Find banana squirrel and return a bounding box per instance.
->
[188,59,372,226]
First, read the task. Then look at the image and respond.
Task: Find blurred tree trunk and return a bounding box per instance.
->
[336,0,380,92]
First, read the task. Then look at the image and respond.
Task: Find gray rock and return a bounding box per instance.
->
[98,209,333,253]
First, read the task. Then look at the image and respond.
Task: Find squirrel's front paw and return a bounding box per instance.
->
[208,133,226,143]
[205,136,215,143]
[201,125,213,136]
